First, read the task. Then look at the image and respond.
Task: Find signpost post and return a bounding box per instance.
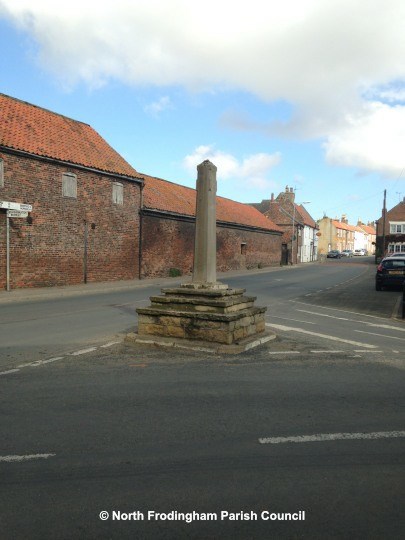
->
[1,201,32,291]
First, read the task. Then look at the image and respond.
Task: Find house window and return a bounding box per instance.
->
[241,243,247,256]
[390,223,405,233]
[112,182,123,205]
[0,158,4,188]
[62,173,77,198]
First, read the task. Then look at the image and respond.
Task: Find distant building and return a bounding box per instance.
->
[356,221,376,255]
[375,197,405,257]
[317,216,375,255]
[250,187,318,264]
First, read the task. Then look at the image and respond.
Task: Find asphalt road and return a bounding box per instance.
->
[1,258,404,539]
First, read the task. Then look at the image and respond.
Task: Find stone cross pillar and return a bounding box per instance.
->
[191,160,226,289]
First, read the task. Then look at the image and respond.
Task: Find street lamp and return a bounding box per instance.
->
[292,201,310,265]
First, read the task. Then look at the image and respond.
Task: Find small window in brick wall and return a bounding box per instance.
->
[62,172,77,198]
[0,158,4,188]
[241,243,247,256]
[112,182,124,205]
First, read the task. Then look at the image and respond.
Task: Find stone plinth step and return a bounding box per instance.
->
[125,330,277,355]
[161,287,246,298]
[137,305,266,323]
[148,294,257,314]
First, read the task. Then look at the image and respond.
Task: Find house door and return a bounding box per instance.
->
[281,243,289,265]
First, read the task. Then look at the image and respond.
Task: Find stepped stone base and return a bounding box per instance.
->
[125,330,276,355]
[129,285,271,353]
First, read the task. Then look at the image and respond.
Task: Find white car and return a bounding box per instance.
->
[354,249,366,256]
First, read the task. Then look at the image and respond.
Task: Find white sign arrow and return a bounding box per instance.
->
[0,201,33,212]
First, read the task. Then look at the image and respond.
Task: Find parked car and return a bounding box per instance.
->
[327,250,342,259]
[385,252,405,258]
[341,249,354,257]
[375,256,405,290]
[354,249,366,256]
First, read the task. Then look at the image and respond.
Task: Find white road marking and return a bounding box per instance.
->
[70,347,97,356]
[266,323,377,349]
[259,430,405,445]
[268,351,301,355]
[100,341,121,348]
[0,453,56,462]
[297,309,350,321]
[291,300,392,321]
[30,357,65,367]
[310,350,344,354]
[355,330,405,341]
[267,315,316,325]
[297,309,405,332]
[353,350,382,353]
[0,369,20,376]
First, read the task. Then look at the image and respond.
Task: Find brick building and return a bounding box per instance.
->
[250,187,318,264]
[375,197,405,258]
[317,215,357,254]
[0,94,143,289]
[140,174,283,278]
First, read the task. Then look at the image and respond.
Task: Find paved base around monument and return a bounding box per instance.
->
[125,329,276,355]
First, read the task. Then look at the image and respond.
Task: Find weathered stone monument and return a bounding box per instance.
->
[127,160,274,353]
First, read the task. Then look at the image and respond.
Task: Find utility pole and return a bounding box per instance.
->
[381,189,387,258]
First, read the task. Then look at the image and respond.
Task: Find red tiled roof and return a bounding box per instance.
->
[359,224,376,235]
[142,174,283,232]
[332,220,357,232]
[296,204,317,228]
[0,93,141,179]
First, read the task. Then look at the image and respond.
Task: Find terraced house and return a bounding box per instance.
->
[0,93,283,289]
[317,215,357,254]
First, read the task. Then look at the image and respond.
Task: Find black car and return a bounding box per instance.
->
[327,250,342,259]
[375,257,405,290]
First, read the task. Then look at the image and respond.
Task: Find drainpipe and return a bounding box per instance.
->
[6,214,10,291]
[83,220,88,284]
[138,182,144,280]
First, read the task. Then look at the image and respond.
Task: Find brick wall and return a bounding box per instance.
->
[0,152,141,289]
[140,213,282,278]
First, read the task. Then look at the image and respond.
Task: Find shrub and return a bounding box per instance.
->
[169,268,182,277]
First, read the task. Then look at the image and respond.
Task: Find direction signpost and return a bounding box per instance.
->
[1,201,32,291]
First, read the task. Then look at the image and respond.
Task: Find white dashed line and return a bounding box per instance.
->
[100,341,121,348]
[70,347,97,356]
[353,350,382,353]
[355,330,405,341]
[0,369,20,376]
[0,453,56,462]
[2,341,117,378]
[259,430,405,445]
[268,351,301,355]
[310,350,344,354]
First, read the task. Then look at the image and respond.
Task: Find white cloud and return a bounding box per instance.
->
[324,101,405,177]
[182,145,281,191]
[2,0,405,177]
[144,96,172,117]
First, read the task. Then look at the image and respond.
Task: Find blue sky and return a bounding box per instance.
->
[1,0,405,225]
